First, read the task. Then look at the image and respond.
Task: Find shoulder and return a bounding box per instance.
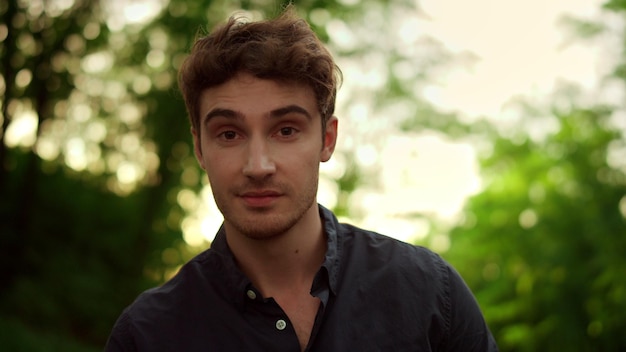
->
[106,239,257,350]
[338,222,448,275]
[118,247,227,323]
[334,221,458,310]
[334,222,498,351]
[321,204,447,277]
[106,247,239,349]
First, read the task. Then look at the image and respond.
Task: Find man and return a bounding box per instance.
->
[106,6,497,352]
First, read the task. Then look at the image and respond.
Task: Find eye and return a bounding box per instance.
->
[279,127,295,136]
[219,130,238,140]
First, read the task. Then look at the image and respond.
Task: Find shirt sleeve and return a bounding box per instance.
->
[105,309,138,352]
[442,263,499,351]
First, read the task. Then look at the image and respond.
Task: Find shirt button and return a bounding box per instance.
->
[275,319,287,331]
[246,290,257,300]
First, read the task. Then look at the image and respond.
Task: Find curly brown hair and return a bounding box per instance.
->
[178,6,341,136]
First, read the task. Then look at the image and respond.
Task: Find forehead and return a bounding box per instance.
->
[199,72,319,118]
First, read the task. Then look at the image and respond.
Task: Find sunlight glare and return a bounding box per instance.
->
[83,22,101,40]
[106,0,166,31]
[5,109,38,148]
[85,120,107,143]
[177,189,198,212]
[430,233,450,253]
[124,3,159,24]
[132,75,152,95]
[119,133,141,153]
[326,19,357,51]
[64,137,87,171]
[103,81,126,99]
[318,176,339,210]
[118,103,142,125]
[82,77,105,97]
[81,51,114,73]
[607,140,626,173]
[181,185,225,246]
[418,0,604,117]
[35,137,60,161]
[68,103,92,122]
[355,144,378,168]
[320,152,347,180]
[518,209,538,229]
[201,215,223,242]
[360,214,430,244]
[147,49,166,68]
[182,217,205,247]
[377,133,480,220]
[15,69,33,88]
[117,161,141,184]
[45,0,75,17]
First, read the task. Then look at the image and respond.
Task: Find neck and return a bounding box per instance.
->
[225,204,326,296]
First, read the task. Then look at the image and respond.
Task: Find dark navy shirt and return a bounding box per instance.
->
[106,205,497,351]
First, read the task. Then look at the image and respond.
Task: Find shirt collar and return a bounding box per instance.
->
[210,225,253,310]
[209,204,343,305]
[318,204,341,296]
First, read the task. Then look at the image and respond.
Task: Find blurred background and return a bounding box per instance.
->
[1,0,625,350]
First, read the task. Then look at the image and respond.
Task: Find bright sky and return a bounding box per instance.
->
[325,0,610,246]
[419,0,605,117]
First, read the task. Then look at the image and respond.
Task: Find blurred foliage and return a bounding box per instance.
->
[0,0,416,349]
[442,2,626,350]
[445,105,626,351]
[1,0,625,351]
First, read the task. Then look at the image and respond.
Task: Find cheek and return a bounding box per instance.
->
[285,151,322,179]
[203,154,236,178]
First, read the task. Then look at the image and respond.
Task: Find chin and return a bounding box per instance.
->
[235,215,297,240]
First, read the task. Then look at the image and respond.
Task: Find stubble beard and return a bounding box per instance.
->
[213,176,319,241]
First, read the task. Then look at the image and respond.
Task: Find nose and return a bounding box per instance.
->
[242,137,276,179]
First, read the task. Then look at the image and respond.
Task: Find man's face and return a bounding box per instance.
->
[193,72,337,240]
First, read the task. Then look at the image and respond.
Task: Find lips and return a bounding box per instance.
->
[239,190,282,208]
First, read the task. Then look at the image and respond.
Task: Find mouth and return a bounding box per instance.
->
[238,190,282,208]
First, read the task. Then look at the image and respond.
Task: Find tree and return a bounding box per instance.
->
[0,0,423,349]
[438,1,626,349]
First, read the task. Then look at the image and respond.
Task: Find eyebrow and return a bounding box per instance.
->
[203,108,241,124]
[270,105,313,120]
[202,104,313,125]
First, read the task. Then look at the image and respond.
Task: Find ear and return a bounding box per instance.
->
[321,116,338,162]
[191,128,206,170]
